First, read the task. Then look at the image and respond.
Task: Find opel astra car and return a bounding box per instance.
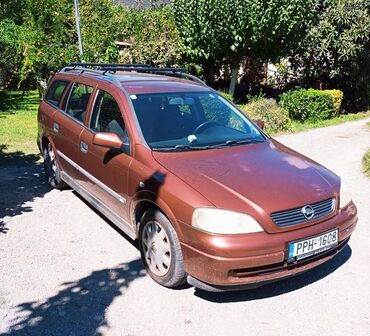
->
[37,63,357,291]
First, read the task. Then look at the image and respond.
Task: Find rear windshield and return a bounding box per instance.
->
[45,80,69,107]
[131,91,264,150]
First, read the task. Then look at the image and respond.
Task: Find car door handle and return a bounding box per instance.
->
[53,122,59,133]
[80,141,88,154]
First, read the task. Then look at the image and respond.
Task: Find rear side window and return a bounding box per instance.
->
[90,90,127,141]
[64,83,93,123]
[45,80,69,107]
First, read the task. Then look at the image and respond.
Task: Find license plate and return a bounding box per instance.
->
[288,229,338,260]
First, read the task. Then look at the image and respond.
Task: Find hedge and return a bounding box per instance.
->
[323,89,343,115]
[279,88,339,122]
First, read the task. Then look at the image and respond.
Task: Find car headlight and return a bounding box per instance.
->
[192,208,264,234]
[339,180,352,208]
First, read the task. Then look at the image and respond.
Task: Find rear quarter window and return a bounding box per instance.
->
[45,80,69,107]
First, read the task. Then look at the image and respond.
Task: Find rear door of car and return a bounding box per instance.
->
[78,83,133,231]
[51,78,95,182]
[40,79,70,147]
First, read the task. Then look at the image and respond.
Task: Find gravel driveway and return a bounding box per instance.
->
[1,118,370,336]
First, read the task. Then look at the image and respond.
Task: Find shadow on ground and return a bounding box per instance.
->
[3,259,146,336]
[0,146,48,233]
[195,245,352,302]
[0,144,40,166]
[0,91,39,117]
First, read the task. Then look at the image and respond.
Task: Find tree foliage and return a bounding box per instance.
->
[79,0,128,63]
[0,1,183,90]
[119,5,183,67]
[0,0,369,109]
[173,0,316,94]
[174,0,315,62]
[0,0,77,89]
[290,0,370,108]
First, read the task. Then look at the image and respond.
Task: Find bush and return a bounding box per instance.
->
[279,88,336,122]
[219,91,234,102]
[323,89,343,115]
[243,98,291,133]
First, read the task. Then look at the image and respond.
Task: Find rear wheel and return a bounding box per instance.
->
[138,208,186,288]
[43,142,66,189]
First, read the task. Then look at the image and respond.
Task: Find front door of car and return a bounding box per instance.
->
[78,87,133,227]
[52,81,94,182]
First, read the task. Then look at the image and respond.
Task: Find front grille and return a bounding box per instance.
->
[271,198,335,227]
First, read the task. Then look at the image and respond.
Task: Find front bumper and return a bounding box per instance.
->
[180,202,357,289]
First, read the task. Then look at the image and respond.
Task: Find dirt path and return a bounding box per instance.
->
[1,118,369,336]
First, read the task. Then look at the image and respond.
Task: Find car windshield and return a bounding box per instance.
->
[130,91,265,151]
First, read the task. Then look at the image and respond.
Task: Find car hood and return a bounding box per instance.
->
[152,139,340,232]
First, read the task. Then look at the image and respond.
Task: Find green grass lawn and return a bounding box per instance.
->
[363,121,370,178]
[0,90,40,155]
[287,111,370,134]
[0,90,41,166]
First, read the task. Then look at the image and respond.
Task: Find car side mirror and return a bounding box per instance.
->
[253,119,265,130]
[93,132,130,155]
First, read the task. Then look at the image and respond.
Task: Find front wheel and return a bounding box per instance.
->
[138,208,186,288]
[43,142,67,189]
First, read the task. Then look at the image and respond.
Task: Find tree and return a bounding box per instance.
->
[79,0,128,63]
[118,5,183,67]
[289,0,370,110]
[173,0,315,95]
[0,20,28,89]
[0,0,78,91]
[0,0,184,90]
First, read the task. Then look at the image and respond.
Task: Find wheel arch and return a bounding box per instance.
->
[132,196,184,240]
[41,134,50,151]
[40,134,58,152]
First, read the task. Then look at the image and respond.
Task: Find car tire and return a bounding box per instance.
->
[138,208,186,288]
[43,142,67,189]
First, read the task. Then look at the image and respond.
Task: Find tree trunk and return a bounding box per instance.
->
[228,57,240,97]
[202,59,216,87]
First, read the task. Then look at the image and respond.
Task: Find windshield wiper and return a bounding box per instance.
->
[152,139,264,152]
[211,139,265,148]
[152,144,212,152]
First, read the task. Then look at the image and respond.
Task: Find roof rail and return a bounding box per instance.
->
[60,63,207,86]
[101,66,187,73]
[68,62,151,68]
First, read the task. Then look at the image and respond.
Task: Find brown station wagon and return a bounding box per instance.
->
[37,63,357,291]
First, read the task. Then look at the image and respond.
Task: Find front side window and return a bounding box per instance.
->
[131,91,265,150]
[90,90,128,141]
[65,83,93,123]
[45,80,69,107]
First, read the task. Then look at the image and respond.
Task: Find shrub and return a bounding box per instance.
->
[244,98,291,133]
[219,91,234,102]
[323,89,343,115]
[279,88,336,122]
[246,91,265,103]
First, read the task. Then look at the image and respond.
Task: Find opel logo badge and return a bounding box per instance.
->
[302,205,315,220]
